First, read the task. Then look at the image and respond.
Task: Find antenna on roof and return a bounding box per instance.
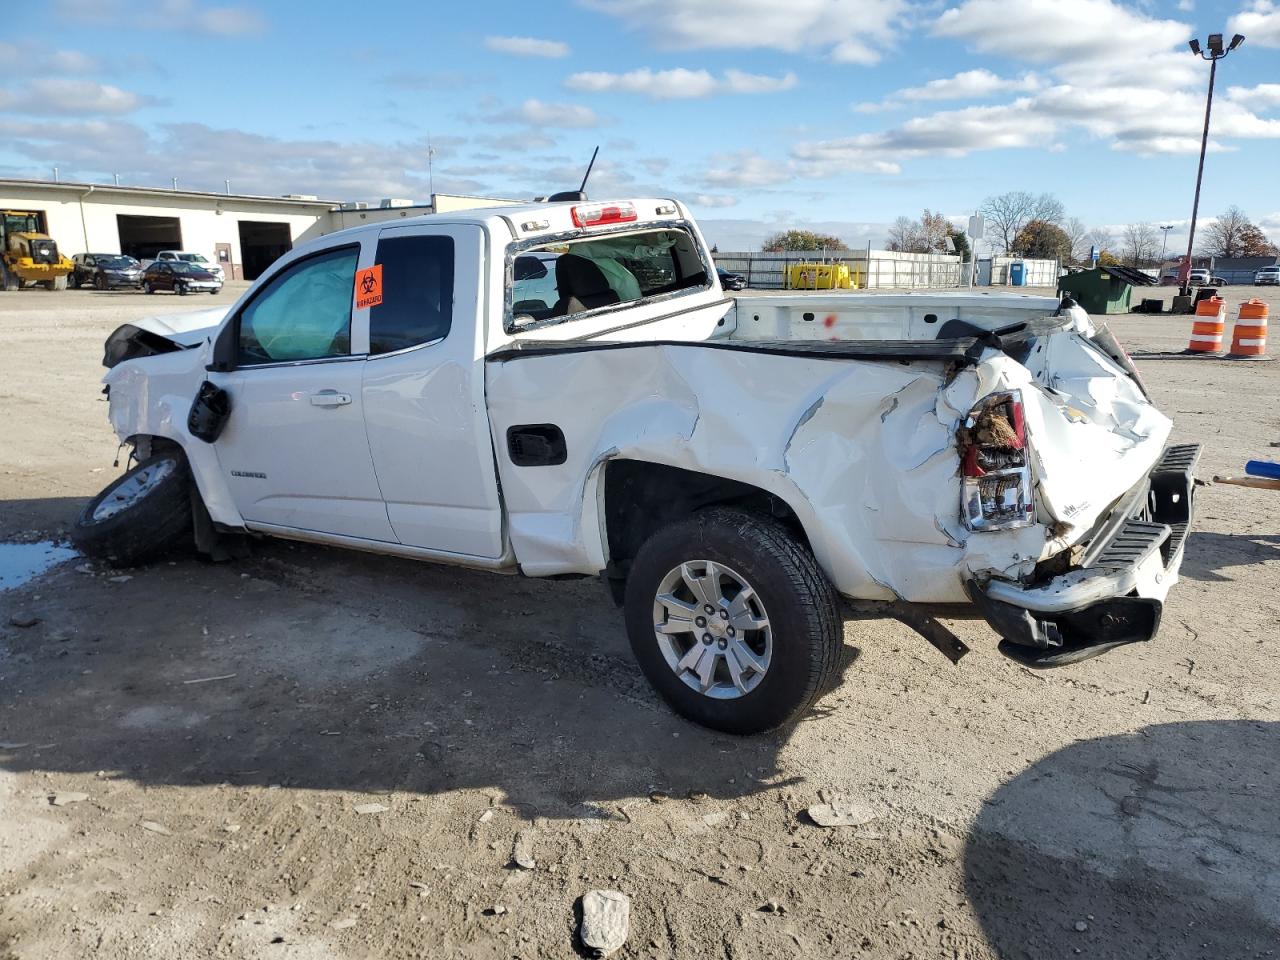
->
[547,145,599,203]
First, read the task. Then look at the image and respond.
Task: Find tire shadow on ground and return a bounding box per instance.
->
[0,529,861,821]
[964,720,1280,958]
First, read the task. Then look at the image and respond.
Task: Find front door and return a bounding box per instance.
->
[211,242,397,542]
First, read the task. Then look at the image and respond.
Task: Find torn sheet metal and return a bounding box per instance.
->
[486,320,1171,604]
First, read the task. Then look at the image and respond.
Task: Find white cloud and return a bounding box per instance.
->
[54,0,265,35]
[0,117,485,200]
[1227,83,1280,110]
[582,0,906,64]
[46,49,100,73]
[855,69,1041,111]
[483,35,570,58]
[1230,1,1280,46]
[0,78,154,116]
[934,0,1188,66]
[485,99,601,129]
[566,67,796,99]
[702,151,791,188]
[692,194,739,208]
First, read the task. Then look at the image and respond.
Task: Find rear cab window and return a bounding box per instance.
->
[507,226,709,331]
[368,235,455,354]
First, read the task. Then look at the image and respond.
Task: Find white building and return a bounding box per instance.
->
[0,179,522,280]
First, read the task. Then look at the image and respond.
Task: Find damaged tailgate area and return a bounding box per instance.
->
[969,443,1201,667]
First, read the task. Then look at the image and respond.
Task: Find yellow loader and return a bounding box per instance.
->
[1,210,74,291]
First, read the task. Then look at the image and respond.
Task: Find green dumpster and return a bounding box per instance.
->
[1057,265,1155,315]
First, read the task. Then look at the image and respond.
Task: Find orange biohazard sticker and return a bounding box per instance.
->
[355,264,383,310]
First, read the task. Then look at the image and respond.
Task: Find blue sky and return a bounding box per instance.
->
[2,0,1278,250]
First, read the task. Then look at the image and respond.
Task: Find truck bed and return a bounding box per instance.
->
[726,292,1063,343]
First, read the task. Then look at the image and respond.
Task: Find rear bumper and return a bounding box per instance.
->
[969,443,1200,668]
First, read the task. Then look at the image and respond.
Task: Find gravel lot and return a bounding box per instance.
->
[1,283,1278,959]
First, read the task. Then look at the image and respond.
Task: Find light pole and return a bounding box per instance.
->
[1181,32,1244,296]
[1159,224,1174,262]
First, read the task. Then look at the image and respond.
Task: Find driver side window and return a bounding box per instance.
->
[237,246,359,365]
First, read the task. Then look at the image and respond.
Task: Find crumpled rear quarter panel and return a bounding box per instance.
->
[487,344,989,602]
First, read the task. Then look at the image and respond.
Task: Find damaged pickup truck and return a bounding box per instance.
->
[78,197,1199,733]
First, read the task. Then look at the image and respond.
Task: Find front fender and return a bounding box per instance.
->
[104,352,243,528]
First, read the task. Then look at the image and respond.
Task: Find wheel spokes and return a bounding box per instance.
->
[655,593,698,634]
[681,561,722,609]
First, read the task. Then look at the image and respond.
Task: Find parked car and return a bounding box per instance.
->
[1158,271,1180,286]
[70,253,142,290]
[1254,265,1280,286]
[717,267,747,290]
[141,260,222,295]
[156,249,225,282]
[78,196,1199,734]
[1189,268,1211,285]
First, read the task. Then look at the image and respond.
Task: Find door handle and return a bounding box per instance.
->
[310,391,352,407]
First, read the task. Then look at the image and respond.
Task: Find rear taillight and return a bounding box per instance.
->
[960,390,1036,532]
[571,202,637,228]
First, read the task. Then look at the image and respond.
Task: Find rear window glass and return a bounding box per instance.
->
[509,227,707,328]
[369,235,455,354]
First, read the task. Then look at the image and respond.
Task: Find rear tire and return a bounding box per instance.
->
[624,507,842,734]
[72,451,194,568]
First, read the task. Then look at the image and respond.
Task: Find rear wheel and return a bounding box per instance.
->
[72,451,194,567]
[624,507,842,734]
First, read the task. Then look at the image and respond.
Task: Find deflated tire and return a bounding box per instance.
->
[72,451,194,567]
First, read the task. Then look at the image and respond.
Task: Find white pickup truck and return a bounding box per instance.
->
[77,197,1198,733]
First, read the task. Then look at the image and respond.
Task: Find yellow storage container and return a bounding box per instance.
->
[787,263,853,289]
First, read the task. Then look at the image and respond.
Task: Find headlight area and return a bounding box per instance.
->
[958,390,1035,532]
[102,323,187,369]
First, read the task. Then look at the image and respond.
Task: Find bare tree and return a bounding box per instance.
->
[1064,217,1088,261]
[886,216,922,252]
[981,191,1037,254]
[1032,193,1065,226]
[1201,205,1252,258]
[919,209,953,252]
[1083,227,1115,259]
[1121,222,1159,266]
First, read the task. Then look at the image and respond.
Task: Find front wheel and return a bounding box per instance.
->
[144,281,155,294]
[72,451,194,567]
[176,282,188,296]
[624,508,842,734]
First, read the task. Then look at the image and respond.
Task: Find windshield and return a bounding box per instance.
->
[99,256,135,268]
[177,253,209,263]
[168,262,200,273]
[2,212,42,236]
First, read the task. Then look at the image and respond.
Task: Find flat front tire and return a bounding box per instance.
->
[72,451,194,567]
[624,507,842,734]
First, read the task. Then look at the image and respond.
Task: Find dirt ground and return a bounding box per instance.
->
[1,282,1278,960]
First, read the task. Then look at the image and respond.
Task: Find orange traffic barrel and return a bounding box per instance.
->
[1228,299,1269,358]
[1187,296,1225,353]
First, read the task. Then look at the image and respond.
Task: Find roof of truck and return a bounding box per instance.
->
[316,197,687,246]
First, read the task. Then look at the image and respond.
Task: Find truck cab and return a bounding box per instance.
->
[83,197,1199,733]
